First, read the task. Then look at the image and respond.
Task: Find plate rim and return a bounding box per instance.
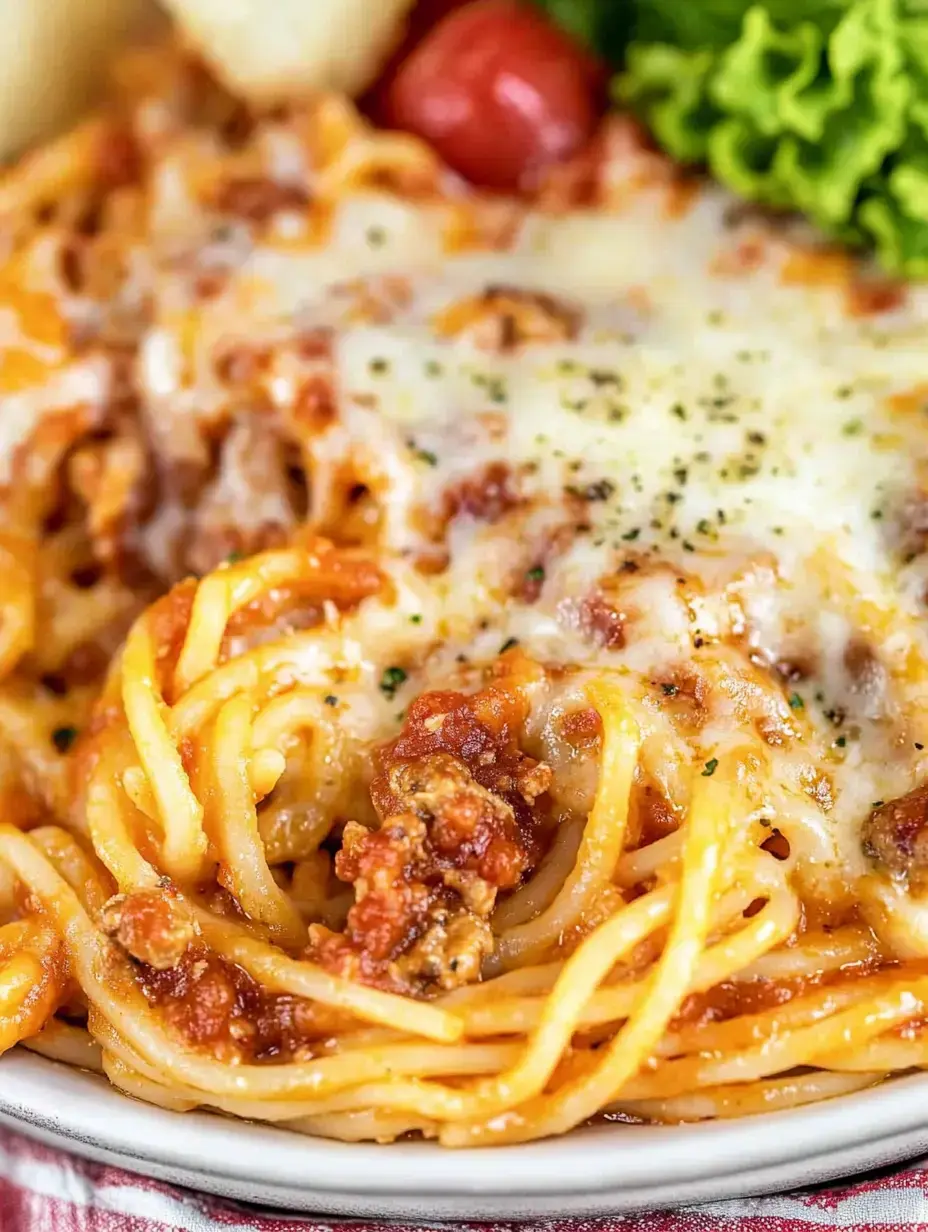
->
[3,1049,928,1209]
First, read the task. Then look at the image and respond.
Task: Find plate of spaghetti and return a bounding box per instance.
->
[3,0,928,1218]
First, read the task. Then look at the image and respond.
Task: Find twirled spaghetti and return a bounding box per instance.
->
[0,539,914,1144]
[3,36,928,1147]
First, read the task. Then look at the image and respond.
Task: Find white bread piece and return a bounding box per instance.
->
[0,0,151,161]
[163,0,414,100]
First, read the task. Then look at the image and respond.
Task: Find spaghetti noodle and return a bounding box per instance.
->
[2,38,928,1146]
[0,538,917,1145]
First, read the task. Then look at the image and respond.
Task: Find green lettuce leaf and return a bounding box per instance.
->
[618,0,928,276]
[622,44,717,161]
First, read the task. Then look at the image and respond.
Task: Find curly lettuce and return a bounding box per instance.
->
[630,0,848,50]
[617,0,928,275]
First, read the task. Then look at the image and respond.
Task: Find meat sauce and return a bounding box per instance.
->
[441,461,522,525]
[136,945,336,1062]
[372,680,550,844]
[100,887,195,971]
[579,590,626,649]
[628,779,679,849]
[308,673,554,993]
[101,887,337,1062]
[862,783,928,885]
[671,955,891,1038]
[210,176,311,224]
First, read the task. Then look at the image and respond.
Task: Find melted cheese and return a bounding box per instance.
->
[7,105,928,949]
[277,188,928,921]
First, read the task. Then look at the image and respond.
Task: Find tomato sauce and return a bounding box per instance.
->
[308,674,553,992]
[137,945,338,1061]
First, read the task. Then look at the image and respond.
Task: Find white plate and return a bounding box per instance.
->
[2,1052,928,1218]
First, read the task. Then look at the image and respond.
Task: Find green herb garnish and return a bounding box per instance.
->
[379,666,407,698]
[52,726,78,753]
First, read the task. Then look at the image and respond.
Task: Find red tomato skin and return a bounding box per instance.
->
[380,1,602,192]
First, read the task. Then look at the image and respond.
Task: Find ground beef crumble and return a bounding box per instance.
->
[863,783,928,887]
[135,944,341,1062]
[307,684,552,993]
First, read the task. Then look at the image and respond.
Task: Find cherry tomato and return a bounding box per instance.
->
[362,0,470,121]
[379,1,603,192]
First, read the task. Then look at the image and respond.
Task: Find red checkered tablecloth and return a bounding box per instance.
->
[4,1127,928,1231]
